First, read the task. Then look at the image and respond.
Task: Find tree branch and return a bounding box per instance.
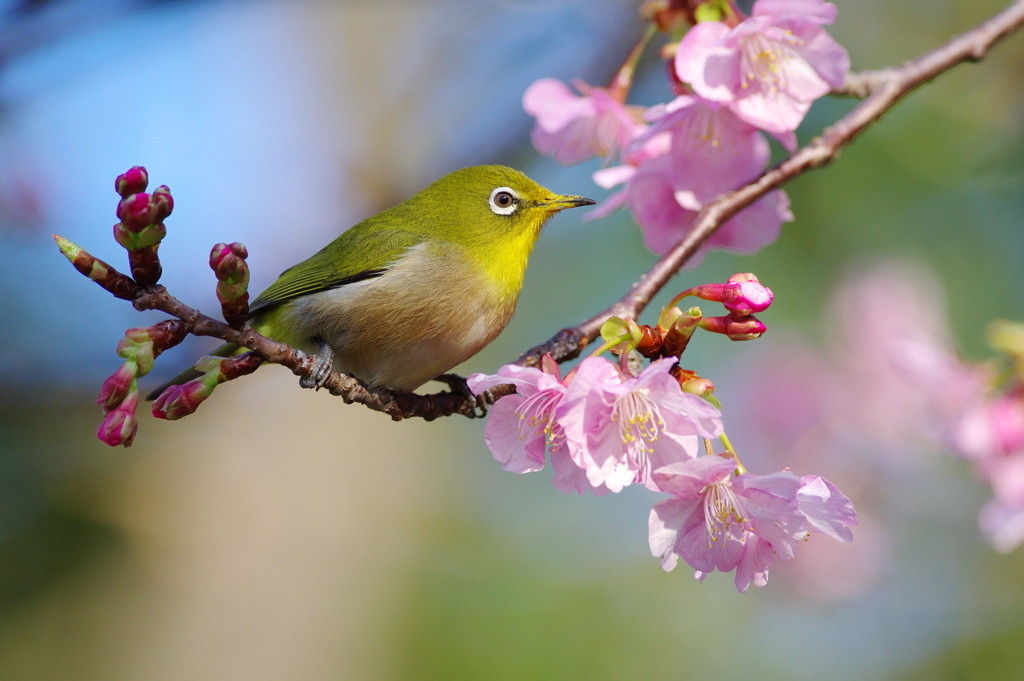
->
[76,1,1024,423]
[515,0,1024,370]
[131,286,507,421]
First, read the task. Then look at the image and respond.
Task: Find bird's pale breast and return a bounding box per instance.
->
[276,242,518,392]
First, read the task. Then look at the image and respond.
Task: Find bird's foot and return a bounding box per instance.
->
[435,373,488,417]
[299,339,335,391]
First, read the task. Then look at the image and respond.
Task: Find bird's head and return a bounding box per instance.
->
[409,165,596,250]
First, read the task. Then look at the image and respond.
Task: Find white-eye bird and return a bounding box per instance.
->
[149,165,594,398]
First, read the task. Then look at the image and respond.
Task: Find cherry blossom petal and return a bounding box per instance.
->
[482,395,547,474]
[787,22,850,88]
[734,471,807,559]
[734,534,775,593]
[675,21,740,102]
[551,447,609,496]
[797,475,858,542]
[753,0,838,25]
[523,78,594,133]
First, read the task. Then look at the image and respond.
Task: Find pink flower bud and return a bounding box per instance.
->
[97,388,139,447]
[681,376,715,397]
[209,242,250,283]
[116,192,154,232]
[116,320,191,376]
[115,166,148,198]
[97,361,137,413]
[152,352,262,420]
[685,274,774,316]
[152,378,215,420]
[150,185,174,222]
[210,242,250,328]
[699,313,767,340]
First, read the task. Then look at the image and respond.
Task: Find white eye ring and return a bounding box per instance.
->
[489,186,519,215]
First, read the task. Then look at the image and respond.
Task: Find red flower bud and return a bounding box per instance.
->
[152,352,262,420]
[97,361,137,413]
[151,185,174,222]
[699,313,767,341]
[684,274,774,316]
[97,388,139,447]
[670,366,715,396]
[152,379,213,420]
[115,166,148,198]
[117,320,192,375]
[116,192,154,232]
[210,242,250,328]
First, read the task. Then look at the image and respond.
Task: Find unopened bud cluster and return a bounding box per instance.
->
[54,167,272,446]
[210,242,251,329]
[96,320,191,446]
[113,165,174,287]
[152,352,262,420]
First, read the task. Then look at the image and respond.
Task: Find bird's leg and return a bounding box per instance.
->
[434,373,488,417]
[300,338,335,391]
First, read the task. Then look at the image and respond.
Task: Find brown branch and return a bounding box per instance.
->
[513,0,1024,370]
[131,286,505,421]
[84,1,1024,424]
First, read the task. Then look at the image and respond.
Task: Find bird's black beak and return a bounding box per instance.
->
[537,194,598,211]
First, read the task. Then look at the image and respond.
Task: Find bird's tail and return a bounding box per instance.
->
[144,343,245,401]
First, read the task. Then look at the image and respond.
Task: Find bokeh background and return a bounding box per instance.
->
[1,0,1023,679]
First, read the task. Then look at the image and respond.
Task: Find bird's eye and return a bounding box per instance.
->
[489,186,519,216]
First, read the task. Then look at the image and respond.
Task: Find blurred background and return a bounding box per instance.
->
[1,0,1023,679]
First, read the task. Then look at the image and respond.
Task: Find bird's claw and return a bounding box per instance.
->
[299,340,335,391]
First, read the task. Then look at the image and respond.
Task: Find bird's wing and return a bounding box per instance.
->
[248,224,423,318]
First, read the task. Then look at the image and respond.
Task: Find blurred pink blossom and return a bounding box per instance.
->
[723,261,1024,578]
[674,0,849,133]
[522,78,645,165]
[962,391,1024,552]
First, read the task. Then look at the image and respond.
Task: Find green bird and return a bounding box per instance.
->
[148,165,594,399]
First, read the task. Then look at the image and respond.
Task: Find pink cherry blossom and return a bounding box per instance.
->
[674,0,849,133]
[522,78,644,165]
[649,455,810,592]
[587,97,792,263]
[468,363,567,475]
[649,457,857,592]
[556,357,723,493]
[467,361,607,495]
